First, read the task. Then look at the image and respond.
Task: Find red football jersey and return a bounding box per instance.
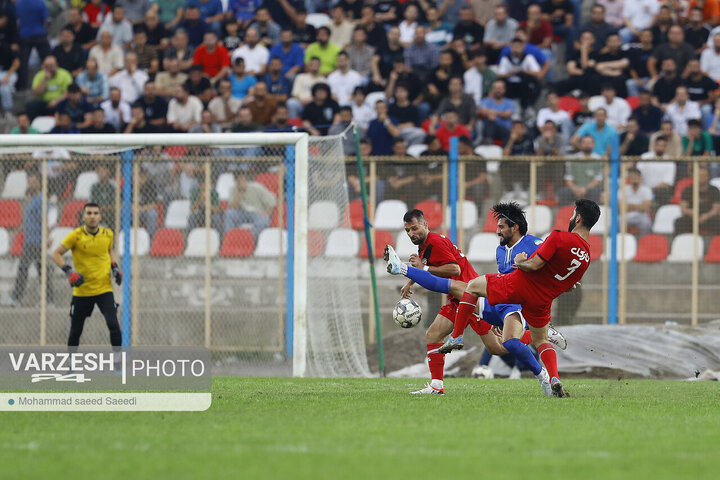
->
[419,232,477,300]
[515,230,591,304]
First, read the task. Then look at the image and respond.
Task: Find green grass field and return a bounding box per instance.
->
[1,378,718,479]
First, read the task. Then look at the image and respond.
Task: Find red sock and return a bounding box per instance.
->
[427,343,445,381]
[538,343,559,379]
[451,292,478,338]
[520,330,532,345]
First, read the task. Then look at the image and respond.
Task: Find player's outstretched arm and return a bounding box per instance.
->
[513,252,546,272]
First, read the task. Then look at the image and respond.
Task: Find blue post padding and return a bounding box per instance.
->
[449,137,459,245]
[607,137,620,324]
[284,145,295,358]
[120,150,133,346]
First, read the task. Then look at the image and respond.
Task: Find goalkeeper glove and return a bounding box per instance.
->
[61,265,84,287]
[111,262,122,286]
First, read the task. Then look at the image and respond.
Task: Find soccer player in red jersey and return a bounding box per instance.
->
[393,209,529,395]
[437,199,600,397]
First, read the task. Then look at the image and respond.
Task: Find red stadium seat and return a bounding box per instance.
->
[255,172,280,196]
[348,200,366,229]
[219,229,255,258]
[0,200,22,229]
[626,96,640,110]
[704,236,720,263]
[165,146,187,157]
[588,234,602,261]
[671,177,693,204]
[552,205,576,232]
[558,96,582,116]
[288,118,302,127]
[482,209,497,232]
[359,230,393,258]
[11,232,23,257]
[149,228,185,257]
[59,200,86,227]
[634,234,670,263]
[308,230,325,257]
[414,200,443,229]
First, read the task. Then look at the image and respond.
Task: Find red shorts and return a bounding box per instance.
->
[438,298,493,336]
[485,273,551,328]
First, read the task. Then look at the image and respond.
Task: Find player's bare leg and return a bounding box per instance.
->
[411,314,454,395]
[530,325,569,397]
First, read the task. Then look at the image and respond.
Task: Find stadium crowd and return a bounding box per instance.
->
[1,0,720,242]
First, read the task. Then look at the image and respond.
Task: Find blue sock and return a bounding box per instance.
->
[500,354,515,369]
[502,338,542,376]
[479,349,492,366]
[405,266,451,294]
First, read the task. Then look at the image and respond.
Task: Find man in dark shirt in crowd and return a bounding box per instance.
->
[124,104,162,133]
[134,81,168,128]
[184,64,213,105]
[83,108,117,133]
[684,7,711,55]
[682,58,718,119]
[619,117,649,156]
[558,30,600,95]
[55,83,93,129]
[65,8,95,50]
[675,166,720,234]
[648,25,695,81]
[577,4,616,52]
[632,89,664,134]
[301,83,339,136]
[52,27,86,77]
[453,7,484,54]
[501,119,534,191]
[626,29,654,97]
[652,58,683,107]
[592,32,629,97]
[366,100,399,155]
[292,7,317,47]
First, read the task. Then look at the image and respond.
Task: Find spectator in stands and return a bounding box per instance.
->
[75,59,109,109]
[56,83,93,130]
[592,84,631,131]
[638,135,676,205]
[501,119,534,192]
[453,7,484,54]
[26,56,73,120]
[0,8,19,50]
[249,6,281,46]
[578,4,617,52]
[621,1,659,45]
[682,119,714,157]
[535,120,566,195]
[155,57,188,99]
[83,108,118,133]
[2,171,53,307]
[535,91,572,141]
[675,166,720,234]
[265,102,293,132]
[463,51,497,106]
[432,109,471,152]
[232,27,270,76]
[649,120,683,158]
[66,8,96,50]
[207,78,241,128]
[302,83,339,136]
[665,86,702,137]
[49,111,81,134]
[0,37,19,117]
[89,30,125,77]
[483,5,518,64]
[164,29,195,71]
[558,135,603,205]
[499,28,551,83]
[520,4,553,62]
[135,82,169,128]
[99,5,134,48]
[224,171,276,238]
[131,29,158,72]
[193,31,230,83]
[424,6,453,47]
[478,80,515,144]
[632,89,663,134]
[189,109,222,133]
[366,100,399,155]
[16,0,51,88]
[388,83,427,146]
[52,28,85,78]
[188,174,223,232]
[304,26,342,75]
[424,50,459,110]
[10,113,40,134]
[329,5,355,48]
[110,52,149,104]
[593,33,630,98]
[619,117,650,156]
[571,108,619,157]
[136,168,160,237]
[155,0,185,29]
[338,0,363,21]
[573,91,594,127]
[626,29,655,97]
[226,0,256,28]
[624,167,653,235]
[346,27,375,77]
[350,87,375,132]
[84,0,111,29]
[397,3,419,47]
[498,36,544,110]
[262,57,292,103]
[184,65,213,105]
[269,28,305,78]
[118,0,152,25]
[684,7,711,55]
[90,163,117,230]
[328,106,356,154]
[648,26,695,81]
[370,25,403,89]
[437,76,478,138]
[558,30,600,96]
[700,33,720,80]
[404,26,440,84]
[101,87,132,131]
[167,84,203,132]
[652,58,684,109]
[542,0,575,45]
[683,58,718,122]
[230,106,263,133]
[246,82,279,126]
[178,6,208,48]
[288,57,323,118]
[598,0,624,30]
[327,51,364,106]
[142,8,171,50]
[124,103,161,133]
[292,7,317,48]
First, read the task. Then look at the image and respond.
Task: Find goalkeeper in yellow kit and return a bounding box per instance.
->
[51,203,123,346]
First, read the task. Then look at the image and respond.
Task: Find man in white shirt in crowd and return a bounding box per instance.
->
[536,90,573,140]
[167,84,203,132]
[326,51,364,106]
[109,51,148,104]
[620,0,659,44]
[638,136,676,205]
[625,166,653,234]
[89,30,125,77]
[329,5,355,48]
[664,86,701,137]
[231,28,269,76]
[398,3,419,47]
[701,33,720,80]
[100,87,131,131]
[592,84,631,131]
[288,57,325,118]
[350,87,375,132]
[463,50,496,106]
[98,5,133,48]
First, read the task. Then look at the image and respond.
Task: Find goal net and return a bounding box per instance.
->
[0,132,371,378]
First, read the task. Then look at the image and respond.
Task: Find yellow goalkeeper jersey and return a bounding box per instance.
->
[61,226,114,297]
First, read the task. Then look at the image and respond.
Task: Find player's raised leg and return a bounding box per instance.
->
[385,245,467,298]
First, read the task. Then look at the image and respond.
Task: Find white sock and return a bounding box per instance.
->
[430,379,443,390]
[399,263,408,275]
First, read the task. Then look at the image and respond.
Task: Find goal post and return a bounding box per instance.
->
[0,132,369,378]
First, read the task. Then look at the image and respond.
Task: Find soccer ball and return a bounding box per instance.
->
[393,298,422,328]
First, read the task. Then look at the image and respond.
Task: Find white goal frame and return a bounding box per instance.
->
[0,133,311,376]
